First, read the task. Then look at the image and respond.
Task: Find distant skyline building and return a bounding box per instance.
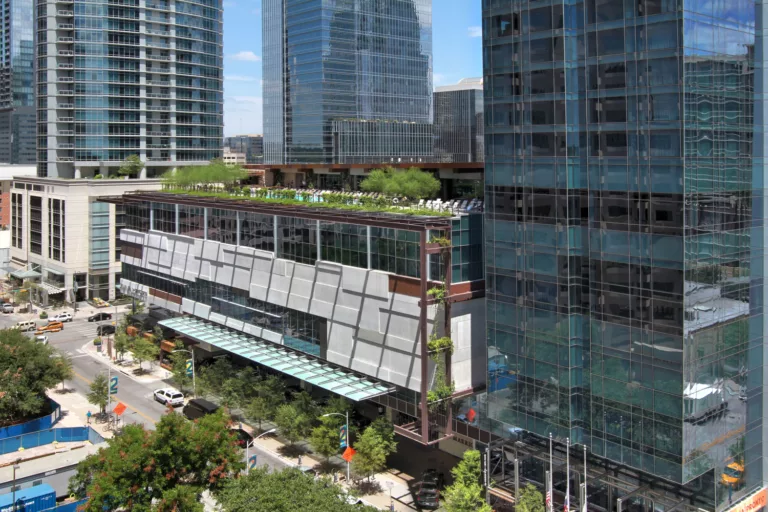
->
[433,78,484,163]
[36,0,224,178]
[0,0,36,164]
[224,134,263,164]
[262,0,433,165]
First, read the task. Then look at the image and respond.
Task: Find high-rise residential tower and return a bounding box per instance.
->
[433,77,484,163]
[262,0,433,165]
[0,0,36,164]
[36,0,223,178]
[482,0,766,509]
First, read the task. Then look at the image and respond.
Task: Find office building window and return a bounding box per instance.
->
[239,211,274,252]
[11,193,22,249]
[371,228,420,278]
[152,202,176,234]
[207,207,237,244]
[48,198,65,262]
[277,216,317,265]
[126,201,150,232]
[29,196,42,255]
[320,222,367,268]
[178,205,204,237]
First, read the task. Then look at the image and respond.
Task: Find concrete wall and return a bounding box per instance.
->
[122,228,485,393]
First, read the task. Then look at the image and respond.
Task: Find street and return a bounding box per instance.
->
[0,306,289,473]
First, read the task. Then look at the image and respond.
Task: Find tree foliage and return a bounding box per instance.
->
[131,335,160,371]
[274,403,313,445]
[162,159,248,191]
[69,410,243,511]
[0,329,72,425]
[310,416,342,461]
[517,483,545,512]
[443,450,492,512]
[218,466,378,512]
[169,344,193,394]
[360,167,440,199]
[118,154,144,177]
[86,373,109,414]
[351,418,397,481]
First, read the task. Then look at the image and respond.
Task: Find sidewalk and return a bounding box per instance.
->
[48,388,117,440]
[82,338,171,384]
[14,301,136,323]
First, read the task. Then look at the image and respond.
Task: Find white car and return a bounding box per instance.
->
[153,388,185,407]
[50,312,73,323]
[35,335,49,345]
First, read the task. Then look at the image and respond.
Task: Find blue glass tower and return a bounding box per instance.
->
[483,0,766,508]
[262,0,433,165]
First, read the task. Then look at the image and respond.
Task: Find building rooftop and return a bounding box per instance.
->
[435,77,484,93]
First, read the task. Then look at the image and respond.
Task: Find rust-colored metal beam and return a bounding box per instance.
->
[419,230,429,444]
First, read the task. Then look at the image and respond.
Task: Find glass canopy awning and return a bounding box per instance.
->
[158,316,395,402]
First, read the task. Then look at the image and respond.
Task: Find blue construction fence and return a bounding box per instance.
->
[48,499,88,512]
[0,399,61,440]
[0,427,105,455]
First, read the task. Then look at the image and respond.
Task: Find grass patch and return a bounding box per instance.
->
[160,188,454,217]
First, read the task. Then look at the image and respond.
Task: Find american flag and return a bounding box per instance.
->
[564,495,570,512]
[546,489,551,508]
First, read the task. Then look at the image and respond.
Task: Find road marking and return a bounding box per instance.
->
[73,371,157,424]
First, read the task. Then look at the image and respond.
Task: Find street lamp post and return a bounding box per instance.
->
[385,480,395,512]
[172,348,195,397]
[246,428,277,475]
[322,411,350,483]
[12,460,21,512]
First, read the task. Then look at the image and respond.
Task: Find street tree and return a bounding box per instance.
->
[113,331,131,362]
[274,403,313,445]
[196,357,236,398]
[245,396,270,432]
[168,344,193,393]
[153,486,205,512]
[351,418,398,481]
[131,335,160,372]
[517,483,545,512]
[69,410,243,511]
[53,354,74,392]
[310,415,342,462]
[0,328,72,426]
[442,450,492,512]
[86,373,109,415]
[118,154,144,177]
[360,167,440,200]
[217,466,378,512]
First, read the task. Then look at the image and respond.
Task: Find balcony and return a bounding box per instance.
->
[57,23,73,29]
[145,15,170,23]
[57,50,74,56]
[146,28,170,36]
[57,90,74,95]
[57,143,74,149]
[58,64,74,69]
[57,77,73,82]
[146,2,169,9]
[146,41,170,49]
[147,144,170,149]
[147,157,168,161]
[147,106,169,111]
[56,157,74,162]
[57,37,73,43]
[147,80,170,86]
[147,130,170,136]
[146,54,171,61]
[57,104,74,109]
[148,119,170,124]
[147,92,170,99]
[57,10,73,15]
[58,130,74,135]
[57,117,74,122]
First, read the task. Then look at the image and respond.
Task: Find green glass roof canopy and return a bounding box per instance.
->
[158,317,394,402]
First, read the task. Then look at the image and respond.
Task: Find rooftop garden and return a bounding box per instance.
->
[160,162,454,217]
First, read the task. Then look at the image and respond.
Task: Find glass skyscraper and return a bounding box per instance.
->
[36,0,223,177]
[483,0,766,508]
[262,0,433,165]
[434,77,484,163]
[0,0,36,164]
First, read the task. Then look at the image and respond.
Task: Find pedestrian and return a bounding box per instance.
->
[297,454,302,467]
[86,411,92,425]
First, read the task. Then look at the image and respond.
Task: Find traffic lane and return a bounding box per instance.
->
[242,440,290,473]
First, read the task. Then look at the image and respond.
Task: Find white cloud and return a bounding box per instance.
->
[225,75,258,82]
[228,51,261,62]
[467,26,482,38]
[434,73,448,86]
[224,96,263,135]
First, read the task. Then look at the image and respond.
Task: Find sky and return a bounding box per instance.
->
[222,0,483,137]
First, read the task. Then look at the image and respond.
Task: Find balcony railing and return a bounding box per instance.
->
[147,106,169,111]
[57,10,73,15]
[57,37,73,43]
[57,90,74,95]
[57,104,73,109]
[147,80,170,86]
[146,54,171,61]
[57,77,73,82]
[148,131,170,136]
[147,93,170,98]
[57,143,74,149]
[56,157,74,162]
[57,23,73,29]
[58,64,74,69]
[57,117,73,122]
[57,50,74,56]
[58,130,74,135]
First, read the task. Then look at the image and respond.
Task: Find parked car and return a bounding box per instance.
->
[88,312,112,322]
[2,303,14,313]
[50,312,73,323]
[34,335,49,345]
[414,481,440,510]
[97,324,116,336]
[421,469,444,489]
[153,388,185,407]
[36,321,64,334]
[182,398,219,420]
[230,428,253,448]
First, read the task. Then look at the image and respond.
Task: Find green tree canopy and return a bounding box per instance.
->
[86,373,109,414]
[162,159,248,191]
[118,154,144,177]
[310,416,342,462]
[0,329,73,425]
[131,335,160,372]
[442,450,492,512]
[351,418,397,481]
[360,167,440,199]
[69,410,243,511]
[274,403,313,445]
[517,483,545,512]
[217,466,378,512]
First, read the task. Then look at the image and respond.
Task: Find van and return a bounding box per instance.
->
[15,320,37,332]
[182,398,219,421]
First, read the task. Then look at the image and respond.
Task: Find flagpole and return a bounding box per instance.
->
[548,434,552,512]
[582,444,588,512]
[565,437,570,512]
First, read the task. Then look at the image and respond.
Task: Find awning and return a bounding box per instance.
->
[45,267,65,276]
[10,269,41,279]
[159,316,394,402]
[39,282,66,294]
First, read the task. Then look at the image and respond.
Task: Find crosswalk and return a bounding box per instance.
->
[48,319,107,341]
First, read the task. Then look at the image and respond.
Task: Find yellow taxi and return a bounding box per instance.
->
[35,321,64,334]
[721,462,744,487]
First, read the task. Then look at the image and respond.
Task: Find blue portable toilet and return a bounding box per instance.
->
[0,484,57,512]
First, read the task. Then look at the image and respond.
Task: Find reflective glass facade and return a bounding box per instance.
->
[483,0,765,505]
[0,0,36,164]
[37,0,223,177]
[262,0,433,164]
[434,84,485,163]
